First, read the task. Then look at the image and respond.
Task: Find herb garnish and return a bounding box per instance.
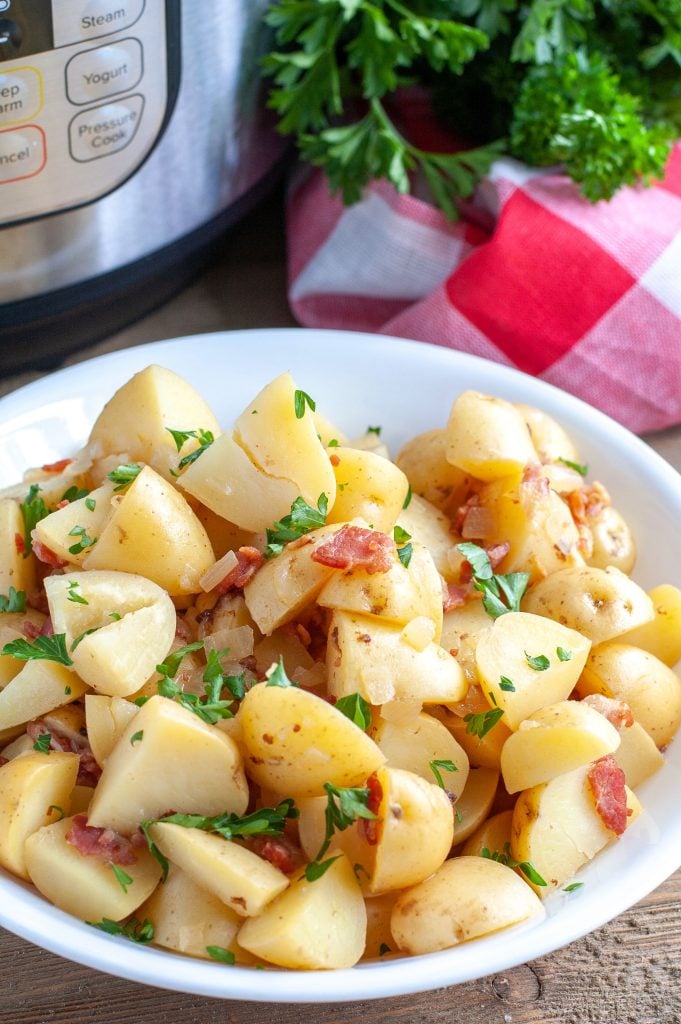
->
[402,483,412,510]
[156,641,236,725]
[85,497,97,512]
[60,486,89,503]
[265,656,296,689]
[71,627,100,652]
[457,542,529,619]
[167,428,215,472]
[88,917,154,943]
[393,525,413,569]
[107,463,142,492]
[525,652,550,671]
[19,484,49,557]
[334,692,371,731]
[499,676,516,692]
[68,526,96,556]
[206,946,236,964]
[564,882,584,893]
[429,759,458,789]
[304,855,341,882]
[67,580,88,605]
[264,493,329,558]
[464,707,504,739]
[110,864,133,893]
[33,733,52,754]
[481,843,547,887]
[130,731,144,746]
[0,587,26,613]
[3,633,73,667]
[294,390,316,419]
[314,783,376,863]
[47,805,65,820]
[556,647,572,663]
[558,457,588,477]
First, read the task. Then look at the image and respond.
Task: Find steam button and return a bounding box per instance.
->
[66,37,143,106]
[53,0,145,47]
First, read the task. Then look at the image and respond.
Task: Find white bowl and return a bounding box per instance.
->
[1,328,680,1003]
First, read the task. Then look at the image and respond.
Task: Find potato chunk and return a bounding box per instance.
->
[0,751,79,878]
[619,584,681,667]
[500,700,620,793]
[25,815,162,921]
[446,391,537,480]
[87,696,248,834]
[0,498,36,597]
[395,428,471,511]
[475,611,591,730]
[149,822,289,917]
[391,856,543,955]
[325,447,408,533]
[33,483,115,566]
[85,694,140,766]
[371,712,469,799]
[238,682,385,797]
[238,851,366,969]
[0,661,87,732]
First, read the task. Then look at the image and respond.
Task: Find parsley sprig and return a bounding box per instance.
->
[429,758,458,789]
[107,463,142,492]
[264,494,329,558]
[88,917,154,943]
[464,707,504,739]
[19,484,49,557]
[0,587,26,613]
[166,427,215,473]
[156,642,240,724]
[457,542,529,619]
[393,525,413,569]
[314,782,377,863]
[481,842,547,887]
[3,633,73,667]
[334,692,372,731]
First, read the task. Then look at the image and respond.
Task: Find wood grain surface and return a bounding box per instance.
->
[1,190,680,1024]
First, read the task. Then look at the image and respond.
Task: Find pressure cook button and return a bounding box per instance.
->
[0,67,42,127]
[0,124,45,183]
[68,93,143,162]
[53,0,145,47]
[66,37,143,106]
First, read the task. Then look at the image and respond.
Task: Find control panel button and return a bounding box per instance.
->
[53,0,145,47]
[0,124,46,183]
[0,66,43,127]
[66,37,142,105]
[68,93,143,161]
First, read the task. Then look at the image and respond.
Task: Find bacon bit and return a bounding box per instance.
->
[26,721,101,786]
[39,616,54,637]
[582,694,635,730]
[32,540,68,568]
[14,533,26,556]
[294,622,312,647]
[329,454,341,467]
[41,458,73,473]
[312,525,394,574]
[443,582,470,611]
[77,748,102,787]
[454,492,480,535]
[55,499,70,510]
[359,772,383,846]
[66,814,138,865]
[568,482,611,527]
[588,755,629,836]
[251,835,303,875]
[459,540,509,583]
[214,547,265,593]
[22,619,42,639]
[521,462,551,499]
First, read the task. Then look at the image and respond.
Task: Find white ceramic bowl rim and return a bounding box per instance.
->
[1,328,681,1003]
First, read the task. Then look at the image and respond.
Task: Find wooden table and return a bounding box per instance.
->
[1,192,681,1024]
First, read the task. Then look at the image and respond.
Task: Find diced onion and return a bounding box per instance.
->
[199,549,238,593]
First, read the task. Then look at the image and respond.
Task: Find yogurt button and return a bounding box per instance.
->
[66,38,143,106]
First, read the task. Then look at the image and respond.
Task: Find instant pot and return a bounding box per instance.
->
[0,0,288,370]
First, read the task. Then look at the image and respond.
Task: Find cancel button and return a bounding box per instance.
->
[69,94,144,162]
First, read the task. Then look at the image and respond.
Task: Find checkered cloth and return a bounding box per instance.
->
[287,143,681,434]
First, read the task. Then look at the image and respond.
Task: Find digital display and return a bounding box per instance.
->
[0,1,54,62]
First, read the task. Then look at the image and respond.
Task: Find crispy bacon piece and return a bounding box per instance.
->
[55,499,70,510]
[588,755,630,836]
[311,525,394,574]
[32,540,68,569]
[582,694,635,730]
[66,814,138,865]
[215,547,265,593]
[251,835,303,875]
[41,458,73,473]
[27,721,102,787]
[358,771,383,846]
[454,493,480,535]
[568,482,611,527]
[521,462,551,498]
[14,533,25,556]
[22,620,42,639]
[443,582,470,611]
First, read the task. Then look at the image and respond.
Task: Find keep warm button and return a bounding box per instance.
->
[66,37,143,105]
[69,94,144,162]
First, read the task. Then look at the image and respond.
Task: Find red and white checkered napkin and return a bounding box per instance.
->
[287,143,681,434]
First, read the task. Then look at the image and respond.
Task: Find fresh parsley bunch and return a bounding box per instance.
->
[262,0,681,216]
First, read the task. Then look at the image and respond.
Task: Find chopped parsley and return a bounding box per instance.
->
[334,692,371,731]
[60,486,89,503]
[264,493,329,558]
[88,917,154,943]
[457,542,529,619]
[203,648,246,700]
[429,759,458,789]
[71,627,100,652]
[563,882,584,893]
[167,428,215,472]
[402,483,412,510]
[107,463,142,492]
[525,651,550,672]
[558,457,588,477]
[481,843,547,887]
[0,587,26,613]
[315,782,376,862]
[367,425,381,436]
[206,945,236,964]
[3,633,73,667]
[265,656,297,689]
[47,805,65,820]
[130,731,144,746]
[294,390,316,419]
[33,733,52,754]
[464,707,504,739]
[67,580,88,605]
[304,855,341,882]
[394,524,413,569]
[67,525,96,556]
[556,647,572,662]
[19,484,49,557]
[110,864,133,893]
[499,676,516,692]
[379,943,392,956]
[85,497,97,512]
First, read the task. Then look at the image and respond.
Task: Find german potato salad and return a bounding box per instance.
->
[0,366,679,969]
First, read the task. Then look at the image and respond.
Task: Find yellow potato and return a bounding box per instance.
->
[587,505,636,574]
[87,696,248,833]
[500,700,620,793]
[238,681,385,796]
[0,622,27,688]
[33,483,115,566]
[149,822,289,916]
[25,815,162,921]
[619,584,681,667]
[83,466,215,595]
[238,851,366,969]
[452,766,499,845]
[368,767,455,894]
[612,720,664,789]
[326,447,408,533]
[0,751,79,878]
[440,598,494,684]
[446,391,537,481]
[511,763,640,895]
[576,643,681,748]
[87,364,221,481]
[85,694,140,766]
[0,498,36,598]
[522,566,654,646]
[514,403,581,464]
[391,856,543,955]
[138,864,244,960]
[397,493,459,582]
[395,427,471,511]
[235,372,336,510]
[326,610,466,706]
[317,541,443,641]
[460,809,514,858]
[46,570,176,697]
[371,712,469,799]
[434,704,512,770]
[475,611,591,730]
[363,892,399,960]
[296,797,368,873]
[0,661,87,732]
